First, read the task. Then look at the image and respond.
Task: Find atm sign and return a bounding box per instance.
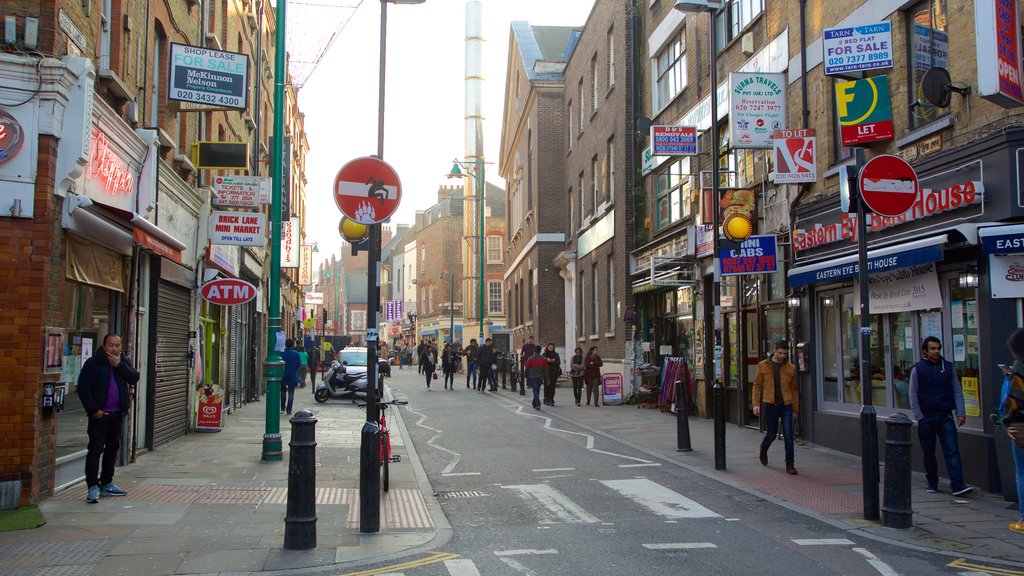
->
[836,75,894,146]
[201,278,257,305]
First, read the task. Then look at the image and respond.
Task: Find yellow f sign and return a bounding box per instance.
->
[836,81,857,118]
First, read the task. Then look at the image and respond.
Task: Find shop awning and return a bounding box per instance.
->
[788,235,947,288]
[65,195,186,264]
[979,224,1024,254]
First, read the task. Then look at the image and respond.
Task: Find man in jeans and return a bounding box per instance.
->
[910,336,974,496]
[524,345,547,409]
[464,338,479,389]
[752,340,799,475]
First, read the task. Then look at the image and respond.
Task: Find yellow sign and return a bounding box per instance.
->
[961,377,980,417]
[303,318,314,329]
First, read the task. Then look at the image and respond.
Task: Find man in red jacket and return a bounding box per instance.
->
[524,345,547,409]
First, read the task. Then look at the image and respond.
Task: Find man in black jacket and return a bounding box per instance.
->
[477,338,495,392]
[77,334,140,503]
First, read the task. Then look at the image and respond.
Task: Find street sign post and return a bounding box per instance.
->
[333,156,402,224]
[858,154,919,217]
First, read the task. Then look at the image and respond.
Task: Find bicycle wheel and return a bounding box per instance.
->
[382,430,390,492]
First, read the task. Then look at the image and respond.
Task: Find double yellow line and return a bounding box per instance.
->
[337,551,461,575]
[948,558,1024,575]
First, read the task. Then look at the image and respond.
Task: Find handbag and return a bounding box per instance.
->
[999,372,1024,426]
[432,371,438,380]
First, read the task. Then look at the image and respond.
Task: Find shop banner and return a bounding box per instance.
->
[602,373,623,406]
[209,211,265,246]
[196,383,224,431]
[299,244,313,285]
[854,263,942,313]
[990,253,1024,298]
[720,235,778,276]
[729,72,786,149]
[281,217,299,268]
[823,22,893,75]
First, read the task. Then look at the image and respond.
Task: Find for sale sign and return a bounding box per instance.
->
[729,72,786,149]
[212,176,266,208]
[209,210,265,246]
[772,129,817,184]
[169,44,249,110]
[651,125,698,156]
[823,22,893,75]
[836,76,894,146]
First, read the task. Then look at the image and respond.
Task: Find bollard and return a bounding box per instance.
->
[359,418,381,533]
[713,380,726,470]
[501,354,508,389]
[882,412,914,529]
[676,380,693,452]
[284,410,318,550]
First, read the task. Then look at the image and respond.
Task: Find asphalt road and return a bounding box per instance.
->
[346,369,967,576]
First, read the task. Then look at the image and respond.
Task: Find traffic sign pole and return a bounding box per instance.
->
[855,147,880,521]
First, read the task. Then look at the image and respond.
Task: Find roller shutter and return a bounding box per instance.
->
[152,280,191,447]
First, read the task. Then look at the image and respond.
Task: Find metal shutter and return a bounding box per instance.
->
[152,280,191,447]
[228,306,239,411]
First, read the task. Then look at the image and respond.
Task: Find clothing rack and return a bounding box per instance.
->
[658,356,692,413]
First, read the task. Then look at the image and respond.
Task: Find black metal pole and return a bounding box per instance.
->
[855,147,879,521]
[882,412,913,528]
[708,8,725,472]
[676,380,693,452]
[284,410,318,549]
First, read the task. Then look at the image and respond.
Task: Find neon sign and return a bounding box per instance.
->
[0,109,24,164]
[88,131,135,196]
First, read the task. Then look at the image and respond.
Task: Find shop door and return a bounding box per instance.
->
[741,308,760,426]
[150,280,190,448]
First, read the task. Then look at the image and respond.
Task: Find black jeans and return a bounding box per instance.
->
[85,411,123,487]
[572,376,584,404]
[478,365,492,391]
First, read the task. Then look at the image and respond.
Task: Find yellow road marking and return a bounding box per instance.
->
[948,558,1024,575]
[337,552,461,576]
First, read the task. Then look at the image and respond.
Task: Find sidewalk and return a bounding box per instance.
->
[513,385,1024,567]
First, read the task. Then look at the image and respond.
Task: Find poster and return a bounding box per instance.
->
[196,383,224,431]
[961,377,980,417]
[854,263,942,313]
[952,335,966,361]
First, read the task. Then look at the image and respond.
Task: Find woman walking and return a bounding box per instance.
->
[420,343,437,390]
[584,346,603,407]
[570,347,585,406]
[542,342,561,406]
[442,342,458,390]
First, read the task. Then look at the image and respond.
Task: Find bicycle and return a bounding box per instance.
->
[358,372,407,492]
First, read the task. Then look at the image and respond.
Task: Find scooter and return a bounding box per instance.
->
[314,359,369,403]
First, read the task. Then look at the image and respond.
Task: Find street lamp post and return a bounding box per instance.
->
[448,271,455,343]
[449,159,486,338]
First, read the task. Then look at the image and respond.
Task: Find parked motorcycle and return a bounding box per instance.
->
[314,358,368,403]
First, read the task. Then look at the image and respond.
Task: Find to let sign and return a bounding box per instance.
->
[836,76,894,146]
[209,210,265,246]
[858,154,919,217]
[823,22,893,75]
[772,129,816,184]
[651,125,697,156]
[201,278,257,305]
[975,0,1024,107]
[720,235,778,276]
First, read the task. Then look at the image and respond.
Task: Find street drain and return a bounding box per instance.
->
[434,490,486,499]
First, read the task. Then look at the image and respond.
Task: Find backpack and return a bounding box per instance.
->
[999,370,1024,426]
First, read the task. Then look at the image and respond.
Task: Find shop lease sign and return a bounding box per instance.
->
[729,72,786,149]
[169,43,249,110]
[209,210,265,246]
[836,76,894,146]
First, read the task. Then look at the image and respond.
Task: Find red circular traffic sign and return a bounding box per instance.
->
[333,156,402,224]
[858,154,919,217]
[201,278,257,305]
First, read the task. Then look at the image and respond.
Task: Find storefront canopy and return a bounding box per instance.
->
[788,235,947,288]
[979,224,1024,254]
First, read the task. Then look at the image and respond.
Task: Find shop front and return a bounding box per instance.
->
[789,130,1024,492]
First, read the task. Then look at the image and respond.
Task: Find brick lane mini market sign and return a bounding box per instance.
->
[209,210,265,246]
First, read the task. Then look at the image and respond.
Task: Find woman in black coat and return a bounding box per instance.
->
[420,344,437,390]
[441,342,458,390]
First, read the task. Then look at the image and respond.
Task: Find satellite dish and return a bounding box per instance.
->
[920,67,970,109]
[636,117,653,135]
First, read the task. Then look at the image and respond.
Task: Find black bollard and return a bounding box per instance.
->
[284,410,318,550]
[713,380,726,470]
[676,380,693,452]
[882,412,914,528]
[359,419,381,533]
[861,405,880,521]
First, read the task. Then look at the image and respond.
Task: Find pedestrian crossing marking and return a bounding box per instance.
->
[532,467,575,472]
[502,484,601,524]
[643,542,717,550]
[444,558,482,576]
[494,549,559,556]
[600,478,720,519]
[948,558,1024,576]
[792,539,855,546]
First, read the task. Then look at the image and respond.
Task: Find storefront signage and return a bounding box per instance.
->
[853,263,942,313]
[212,175,264,208]
[300,244,313,285]
[196,385,224,431]
[836,76,894,146]
[980,224,1024,254]
[823,22,893,75]
[641,146,671,176]
[578,210,615,257]
[651,125,697,156]
[201,278,257,305]
[602,373,623,405]
[790,238,944,288]
[169,44,249,110]
[719,235,778,276]
[386,299,405,322]
[0,109,24,164]
[87,131,136,199]
[793,180,983,252]
[729,72,786,149]
[281,217,299,268]
[695,224,714,258]
[305,292,324,305]
[990,254,1024,298]
[209,210,265,246]
[976,0,1024,107]
[772,129,816,184]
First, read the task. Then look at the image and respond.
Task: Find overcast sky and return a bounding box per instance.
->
[296,0,594,272]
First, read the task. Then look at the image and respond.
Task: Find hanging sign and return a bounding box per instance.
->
[281,217,299,268]
[976,0,1024,107]
[209,210,265,246]
[305,292,324,305]
[0,109,25,164]
[300,244,313,285]
[990,254,1024,298]
[168,43,250,110]
[212,175,265,208]
[201,278,257,305]
[772,129,816,184]
[836,76,895,146]
[651,125,698,156]
[719,235,778,276]
[728,72,786,149]
[853,263,942,313]
[823,22,893,75]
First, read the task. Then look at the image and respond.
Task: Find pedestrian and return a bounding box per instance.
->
[453,340,465,374]
[1002,328,1024,533]
[281,338,301,414]
[542,342,561,406]
[521,336,536,371]
[307,345,320,386]
[583,346,603,407]
[464,338,479,389]
[752,340,799,475]
[417,340,427,374]
[442,342,458,390]
[570,347,585,406]
[525,345,547,409]
[477,338,495,392]
[910,336,973,495]
[296,342,308,388]
[420,343,437,390]
[77,333,139,503]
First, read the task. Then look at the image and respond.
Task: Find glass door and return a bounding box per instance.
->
[742,307,760,426]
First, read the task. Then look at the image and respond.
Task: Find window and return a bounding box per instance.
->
[716,0,764,49]
[429,285,435,313]
[579,270,586,337]
[488,281,503,314]
[591,156,600,213]
[655,28,687,110]
[486,235,502,263]
[655,157,691,230]
[592,265,600,335]
[906,0,949,128]
[527,130,534,212]
[578,80,585,132]
[150,27,165,126]
[527,267,534,321]
[100,0,112,70]
[591,57,599,113]
[567,101,574,147]
[606,136,616,203]
[351,310,366,332]
[608,256,616,333]
[578,173,586,222]
[607,28,615,90]
[568,186,574,234]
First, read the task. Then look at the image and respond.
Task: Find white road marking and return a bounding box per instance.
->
[792,538,855,546]
[407,405,466,475]
[618,463,661,468]
[502,484,601,524]
[444,558,482,576]
[499,557,541,576]
[532,467,575,472]
[441,472,481,477]
[643,542,717,550]
[510,403,655,465]
[600,478,720,519]
[854,547,901,576]
[494,549,559,556]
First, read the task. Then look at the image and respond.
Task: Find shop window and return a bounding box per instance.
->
[906,0,949,129]
[721,275,737,310]
[768,265,786,302]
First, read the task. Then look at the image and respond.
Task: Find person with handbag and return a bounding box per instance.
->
[441,342,458,390]
[420,343,437,390]
[1003,328,1024,533]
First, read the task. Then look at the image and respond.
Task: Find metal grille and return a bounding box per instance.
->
[152,280,191,448]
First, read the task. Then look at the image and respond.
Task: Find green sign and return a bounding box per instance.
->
[836,75,894,146]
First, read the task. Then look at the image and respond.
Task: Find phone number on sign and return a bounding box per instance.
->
[173,89,243,108]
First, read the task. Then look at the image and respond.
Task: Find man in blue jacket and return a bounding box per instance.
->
[77,334,139,504]
[281,338,301,414]
[909,336,974,496]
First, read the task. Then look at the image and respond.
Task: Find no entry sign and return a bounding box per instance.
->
[858,154,919,217]
[333,156,402,224]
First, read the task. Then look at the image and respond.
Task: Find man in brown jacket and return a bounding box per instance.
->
[752,339,799,474]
